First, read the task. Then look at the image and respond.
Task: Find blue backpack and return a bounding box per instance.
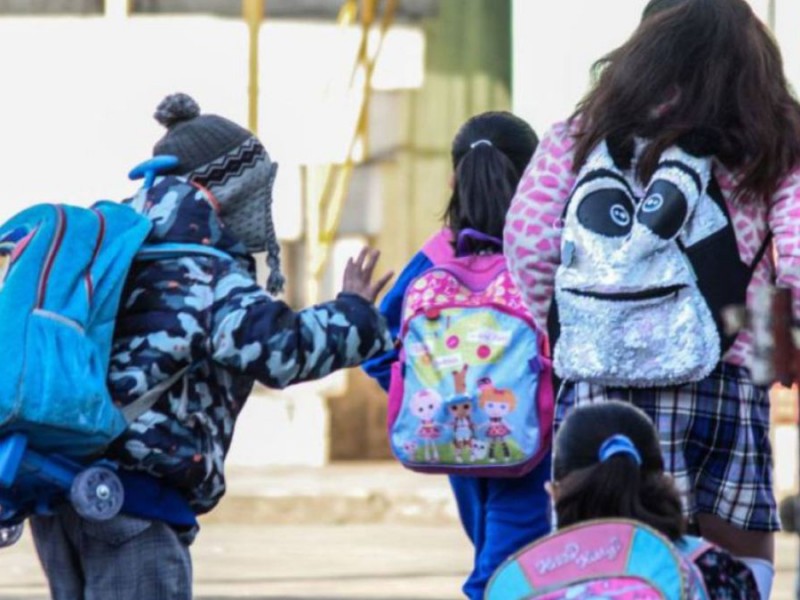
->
[0,158,234,532]
[0,201,150,456]
[0,160,231,458]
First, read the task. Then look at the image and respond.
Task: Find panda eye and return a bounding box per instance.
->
[576,187,635,237]
[418,407,423,412]
[636,180,689,239]
[428,404,434,409]
[610,204,631,227]
[641,194,664,213]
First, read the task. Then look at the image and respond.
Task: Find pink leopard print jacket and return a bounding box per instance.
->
[504,121,800,368]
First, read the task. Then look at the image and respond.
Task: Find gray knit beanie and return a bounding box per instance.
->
[153,93,285,295]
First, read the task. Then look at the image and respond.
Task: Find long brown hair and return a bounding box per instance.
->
[571,0,800,203]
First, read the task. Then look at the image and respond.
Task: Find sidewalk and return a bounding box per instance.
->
[1,462,797,598]
[0,523,472,600]
[204,462,460,526]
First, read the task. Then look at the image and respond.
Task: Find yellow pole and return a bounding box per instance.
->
[105,0,131,19]
[311,0,397,277]
[768,0,776,31]
[243,0,264,134]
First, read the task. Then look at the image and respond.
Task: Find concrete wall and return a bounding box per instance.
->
[328,0,514,460]
[133,0,438,21]
[0,1,101,13]
[0,11,424,467]
[0,0,509,465]
[0,0,437,19]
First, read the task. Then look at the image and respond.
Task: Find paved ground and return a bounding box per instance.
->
[0,523,470,600]
[1,463,797,598]
[202,464,460,526]
[0,523,797,599]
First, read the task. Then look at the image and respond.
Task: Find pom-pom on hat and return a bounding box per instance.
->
[153,94,252,172]
[151,93,285,295]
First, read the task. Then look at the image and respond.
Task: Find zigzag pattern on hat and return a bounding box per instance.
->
[191,137,267,188]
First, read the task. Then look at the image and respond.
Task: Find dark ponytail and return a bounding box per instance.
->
[445,112,538,254]
[554,402,685,541]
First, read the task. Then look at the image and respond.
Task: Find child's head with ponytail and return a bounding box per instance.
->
[552,401,685,541]
[445,112,538,254]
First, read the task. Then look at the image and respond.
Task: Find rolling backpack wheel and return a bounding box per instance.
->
[70,466,124,522]
[0,523,24,548]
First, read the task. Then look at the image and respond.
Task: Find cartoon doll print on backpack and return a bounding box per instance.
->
[0,156,231,545]
[388,229,554,477]
[486,520,711,600]
[552,140,772,387]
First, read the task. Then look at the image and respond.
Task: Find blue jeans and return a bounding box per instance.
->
[449,455,552,600]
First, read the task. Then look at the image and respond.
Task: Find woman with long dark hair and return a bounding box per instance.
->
[504,1,800,598]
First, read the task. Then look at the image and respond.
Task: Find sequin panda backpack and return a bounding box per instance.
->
[550,140,772,387]
[387,229,554,477]
[486,519,712,600]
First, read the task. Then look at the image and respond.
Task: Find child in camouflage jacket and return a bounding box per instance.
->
[30,93,393,600]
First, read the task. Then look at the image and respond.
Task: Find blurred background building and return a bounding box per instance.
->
[0,1,796,498]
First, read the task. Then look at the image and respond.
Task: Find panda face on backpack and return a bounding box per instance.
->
[552,141,770,387]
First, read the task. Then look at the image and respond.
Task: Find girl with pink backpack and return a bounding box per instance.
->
[488,401,759,599]
[364,112,552,599]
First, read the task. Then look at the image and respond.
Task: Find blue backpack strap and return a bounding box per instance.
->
[136,242,233,263]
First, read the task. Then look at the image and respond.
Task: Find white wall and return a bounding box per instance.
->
[0,16,247,217]
[511,0,641,133]
[0,16,423,245]
[0,14,423,468]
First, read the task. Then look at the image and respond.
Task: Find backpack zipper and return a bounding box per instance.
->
[36,205,66,309]
[86,209,106,302]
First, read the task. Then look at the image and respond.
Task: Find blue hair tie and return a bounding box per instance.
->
[598,434,642,466]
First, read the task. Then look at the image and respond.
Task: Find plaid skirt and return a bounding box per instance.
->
[556,363,779,532]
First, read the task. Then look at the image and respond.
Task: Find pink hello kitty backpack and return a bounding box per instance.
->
[486,520,711,600]
[387,229,554,477]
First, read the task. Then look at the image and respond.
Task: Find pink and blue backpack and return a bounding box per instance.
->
[486,519,712,600]
[387,229,554,477]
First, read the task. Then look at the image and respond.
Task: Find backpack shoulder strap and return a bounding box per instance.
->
[136,242,234,262]
[678,535,715,562]
[120,366,189,423]
[750,232,773,272]
[706,171,773,272]
[420,229,454,265]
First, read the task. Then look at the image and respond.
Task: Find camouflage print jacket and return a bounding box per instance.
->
[108,176,392,513]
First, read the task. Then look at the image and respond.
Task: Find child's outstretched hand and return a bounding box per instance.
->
[342,247,394,304]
